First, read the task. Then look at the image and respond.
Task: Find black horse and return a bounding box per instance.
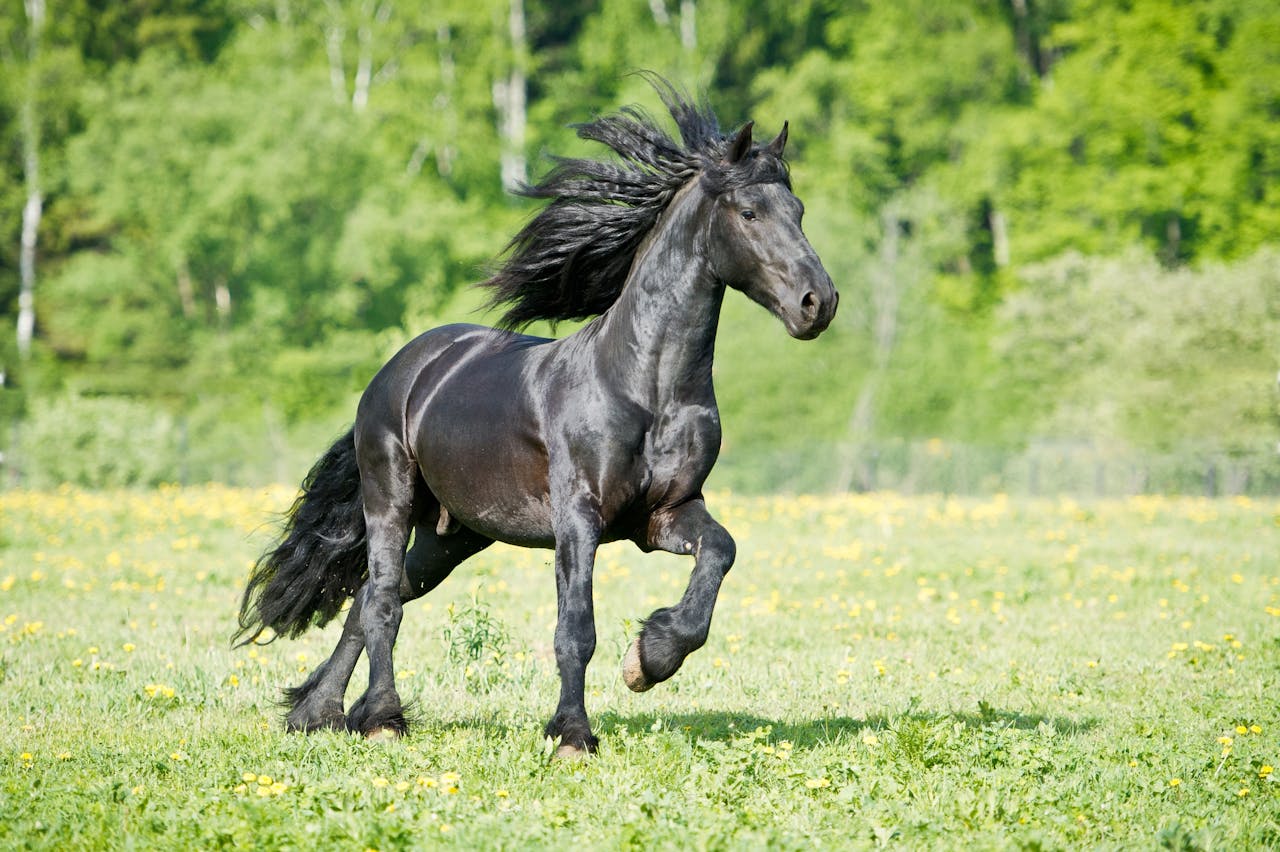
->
[235,80,838,757]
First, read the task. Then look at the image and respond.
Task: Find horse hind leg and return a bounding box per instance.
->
[344,492,493,737]
[285,496,491,734]
[284,605,365,732]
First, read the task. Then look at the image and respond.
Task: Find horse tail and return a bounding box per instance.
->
[234,427,367,646]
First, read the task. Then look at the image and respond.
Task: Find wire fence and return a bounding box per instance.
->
[711,439,1280,497]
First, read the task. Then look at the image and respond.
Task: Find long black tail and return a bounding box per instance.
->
[234,428,367,646]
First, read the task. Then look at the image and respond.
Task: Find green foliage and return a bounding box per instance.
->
[440,594,526,694]
[0,0,1278,487]
[441,595,510,665]
[998,249,1280,452]
[16,394,180,487]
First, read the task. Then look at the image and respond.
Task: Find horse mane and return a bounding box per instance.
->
[480,75,791,329]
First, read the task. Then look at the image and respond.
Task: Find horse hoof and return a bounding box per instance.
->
[554,743,591,761]
[364,726,402,742]
[622,638,653,692]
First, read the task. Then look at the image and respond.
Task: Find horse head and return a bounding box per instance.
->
[704,122,838,340]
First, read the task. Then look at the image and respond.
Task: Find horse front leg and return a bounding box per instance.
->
[624,499,736,692]
[545,499,602,758]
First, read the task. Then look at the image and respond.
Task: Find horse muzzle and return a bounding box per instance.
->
[784,276,838,340]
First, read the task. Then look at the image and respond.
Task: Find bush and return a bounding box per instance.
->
[16,395,181,488]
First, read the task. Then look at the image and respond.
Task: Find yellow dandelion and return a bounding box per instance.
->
[123,643,135,653]
[862,733,879,746]
[1237,787,1249,798]
[257,774,273,785]
[495,789,510,798]
[1250,725,1262,734]
[1259,765,1273,778]
[1169,778,1182,787]
[371,776,389,789]
[1235,725,1248,735]
[242,772,257,782]
[57,751,70,760]
[394,781,410,793]
[804,777,831,789]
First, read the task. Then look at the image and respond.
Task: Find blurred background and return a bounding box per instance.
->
[0,0,1277,495]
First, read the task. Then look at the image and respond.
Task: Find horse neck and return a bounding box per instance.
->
[591,184,723,400]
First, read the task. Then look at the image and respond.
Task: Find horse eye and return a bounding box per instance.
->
[740,210,756,221]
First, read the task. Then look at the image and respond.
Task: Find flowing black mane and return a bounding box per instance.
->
[481,78,791,329]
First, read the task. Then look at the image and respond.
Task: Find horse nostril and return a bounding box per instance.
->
[800,291,818,319]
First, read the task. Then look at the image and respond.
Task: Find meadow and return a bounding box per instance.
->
[1,485,1277,849]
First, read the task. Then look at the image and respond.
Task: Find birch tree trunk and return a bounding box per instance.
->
[834,201,904,492]
[433,21,457,177]
[493,0,527,193]
[16,0,46,361]
[351,0,391,112]
[324,1,347,105]
[989,207,1009,268]
[679,0,696,52]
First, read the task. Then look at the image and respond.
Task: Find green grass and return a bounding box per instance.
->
[2,486,1278,849]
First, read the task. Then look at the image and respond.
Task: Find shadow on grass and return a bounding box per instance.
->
[409,702,1097,750]
[588,705,1097,748]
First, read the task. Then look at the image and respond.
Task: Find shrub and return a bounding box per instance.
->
[16,394,180,488]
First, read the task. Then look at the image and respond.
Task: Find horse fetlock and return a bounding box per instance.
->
[629,616,704,689]
[346,690,408,738]
[285,701,346,734]
[544,712,598,755]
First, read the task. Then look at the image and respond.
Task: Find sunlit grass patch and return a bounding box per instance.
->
[0,487,1277,848]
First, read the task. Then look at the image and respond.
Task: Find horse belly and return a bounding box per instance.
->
[411,360,555,548]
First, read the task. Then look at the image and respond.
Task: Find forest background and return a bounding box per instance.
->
[1,0,1277,495]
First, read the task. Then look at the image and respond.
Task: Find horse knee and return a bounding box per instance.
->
[700,526,736,574]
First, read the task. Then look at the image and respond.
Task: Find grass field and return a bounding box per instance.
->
[2,486,1278,849]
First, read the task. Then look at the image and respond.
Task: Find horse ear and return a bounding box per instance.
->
[725,121,754,164]
[766,121,788,157]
